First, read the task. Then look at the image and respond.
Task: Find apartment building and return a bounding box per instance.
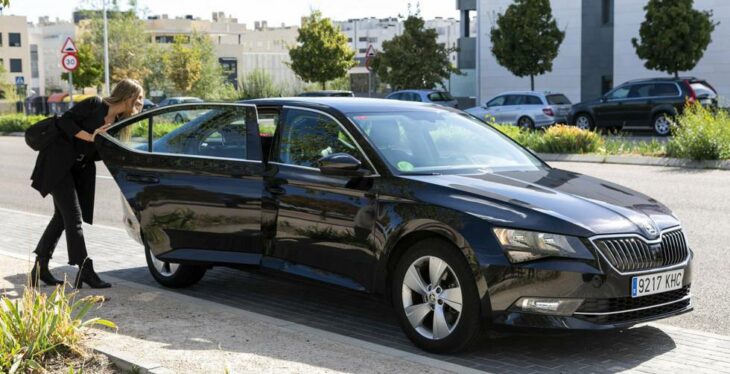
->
[28,18,76,94]
[458,0,729,107]
[146,12,299,90]
[0,15,31,96]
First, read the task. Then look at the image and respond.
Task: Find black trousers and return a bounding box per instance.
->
[34,166,88,266]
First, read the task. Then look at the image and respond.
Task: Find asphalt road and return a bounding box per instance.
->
[1,136,727,335]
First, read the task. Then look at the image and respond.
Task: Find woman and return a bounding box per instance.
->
[30,79,144,288]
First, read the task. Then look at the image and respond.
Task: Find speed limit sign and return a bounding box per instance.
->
[61,53,79,72]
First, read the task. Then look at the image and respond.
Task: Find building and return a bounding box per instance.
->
[460,0,729,107]
[28,18,76,95]
[0,15,31,96]
[145,13,300,92]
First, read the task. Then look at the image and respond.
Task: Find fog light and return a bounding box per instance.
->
[512,297,584,316]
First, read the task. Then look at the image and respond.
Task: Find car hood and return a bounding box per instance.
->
[572,98,601,109]
[404,168,679,237]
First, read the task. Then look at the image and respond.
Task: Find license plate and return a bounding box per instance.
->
[631,269,684,298]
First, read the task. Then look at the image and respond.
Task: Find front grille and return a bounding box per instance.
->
[593,229,689,272]
[577,286,690,313]
[575,299,690,325]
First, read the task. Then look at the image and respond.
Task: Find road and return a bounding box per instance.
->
[1,136,728,335]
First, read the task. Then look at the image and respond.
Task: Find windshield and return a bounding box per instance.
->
[348,110,543,174]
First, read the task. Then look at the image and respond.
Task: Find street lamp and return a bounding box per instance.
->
[103,0,110,96]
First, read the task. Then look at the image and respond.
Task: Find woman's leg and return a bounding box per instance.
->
[49,172,89,266]
[33,205,64,258]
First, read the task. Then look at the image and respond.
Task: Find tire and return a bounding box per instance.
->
[653,113,672,136]
[145,246,206,288]
[391,238,484,353]
[574,113,594,131]
[518,116,535,130]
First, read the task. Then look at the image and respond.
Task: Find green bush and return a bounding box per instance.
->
[667,103,730,160]
[0,285,116,372]
[0,114,47,133]
[492,123,603,154]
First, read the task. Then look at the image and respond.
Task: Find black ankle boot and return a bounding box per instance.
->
[74,259,111,289]
[30,257,64,287]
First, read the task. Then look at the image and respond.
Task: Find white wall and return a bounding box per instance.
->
[476,0,582,105]
[614,0,730,106]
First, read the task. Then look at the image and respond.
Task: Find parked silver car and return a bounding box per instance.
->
[465,91,572,129]
[385,89,459,108]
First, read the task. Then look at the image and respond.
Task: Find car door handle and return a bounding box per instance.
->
[126,174,159,184]
[266,186,285,195]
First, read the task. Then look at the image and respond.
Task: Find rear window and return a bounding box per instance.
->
[691,82,717,98]
[546,94,571,105]
[651,83,680,97]
[427,91,454,102]
[524,95,543,105]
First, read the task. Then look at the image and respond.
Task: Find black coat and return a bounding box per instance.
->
[30,96,109,225]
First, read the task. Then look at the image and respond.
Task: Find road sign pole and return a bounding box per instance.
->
[103,0,110,96]
[68,72,74,109]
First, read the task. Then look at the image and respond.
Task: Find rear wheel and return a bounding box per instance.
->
[145,246,206,288]
[653,113,672,136]
[575,113,594,131]
[392,238,483,353]
[518,116,535,130]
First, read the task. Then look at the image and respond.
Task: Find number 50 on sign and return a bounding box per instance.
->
[62,53,79,72]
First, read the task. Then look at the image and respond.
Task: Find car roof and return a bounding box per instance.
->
[622,77,700,84]
[242,97,456,114]
[493,91,566,96]
[390,89,448,94]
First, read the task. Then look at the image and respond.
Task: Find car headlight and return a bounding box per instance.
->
[493,228,594,263]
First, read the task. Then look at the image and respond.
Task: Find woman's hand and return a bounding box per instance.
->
[90,123,112,142]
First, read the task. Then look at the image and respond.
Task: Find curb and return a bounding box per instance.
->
[92,346,173,374]
[1,132,24,137]
[538,153,730,170]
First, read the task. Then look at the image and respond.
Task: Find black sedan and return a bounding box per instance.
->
[95,98,693,353]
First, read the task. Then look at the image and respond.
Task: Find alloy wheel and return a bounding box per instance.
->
[401,256,463,340]
[654,115,671,135]
[519,117,534,130]
[150,254,179,277]
[576,115,591,130]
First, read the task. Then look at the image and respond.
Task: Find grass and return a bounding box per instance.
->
[0,285,116,373]
[667,103,730,160]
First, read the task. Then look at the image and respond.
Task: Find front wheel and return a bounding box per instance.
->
[392,239,484,353]
[518,116,535,130]
[653,113,672,136]
[575,114,594,131]
[145,246,206,288]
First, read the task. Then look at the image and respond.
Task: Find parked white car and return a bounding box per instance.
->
[465,91,572,129]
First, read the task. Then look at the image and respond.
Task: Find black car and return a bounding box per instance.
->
[95,98,693,353]
[570,77,718,135]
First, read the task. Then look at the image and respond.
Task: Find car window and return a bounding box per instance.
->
[276,109,363,168]
[427,92,454,102]
[487,96,505,107]
[523,95,543,105]
[628,84,653,98]
[388,92,402,100]
[408,92,422,102]
[607,86,630,100]
[504,95,524,106]
[546,94,571,105]
[651,83,680,97]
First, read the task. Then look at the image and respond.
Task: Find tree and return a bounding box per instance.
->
[188,33,238,101]
[85,10,150,83]
[61,43,103,89]
[490,0,565,90]
[289,10,355,90]
[371,15,458,90]
[1,0,9,8]
[632,0,717,78]
[164,35,203,94]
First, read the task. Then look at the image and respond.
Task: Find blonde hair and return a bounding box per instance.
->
[107,79,144,142]
[104,79,143,108]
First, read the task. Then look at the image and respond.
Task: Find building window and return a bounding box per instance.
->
[31,45,39,78]
[0,33,3,47]
[10,59,22,73]
[155,35,175,43]
[358,48,367,53]
[368,37,378,43]
[602,0,613,25]
[9,33,21,47]
[347,37,352,42]
[358,37,368,42]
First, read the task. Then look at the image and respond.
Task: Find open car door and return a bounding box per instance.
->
[95,103,265,265]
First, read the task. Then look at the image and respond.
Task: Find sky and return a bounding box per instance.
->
[3,0,460,26]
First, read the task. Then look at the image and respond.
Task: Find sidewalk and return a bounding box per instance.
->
[2,207,730,373]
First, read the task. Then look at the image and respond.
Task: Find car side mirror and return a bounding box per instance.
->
[318,153,368,176]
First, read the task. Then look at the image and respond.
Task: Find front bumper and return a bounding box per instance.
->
[483,248,693,330]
